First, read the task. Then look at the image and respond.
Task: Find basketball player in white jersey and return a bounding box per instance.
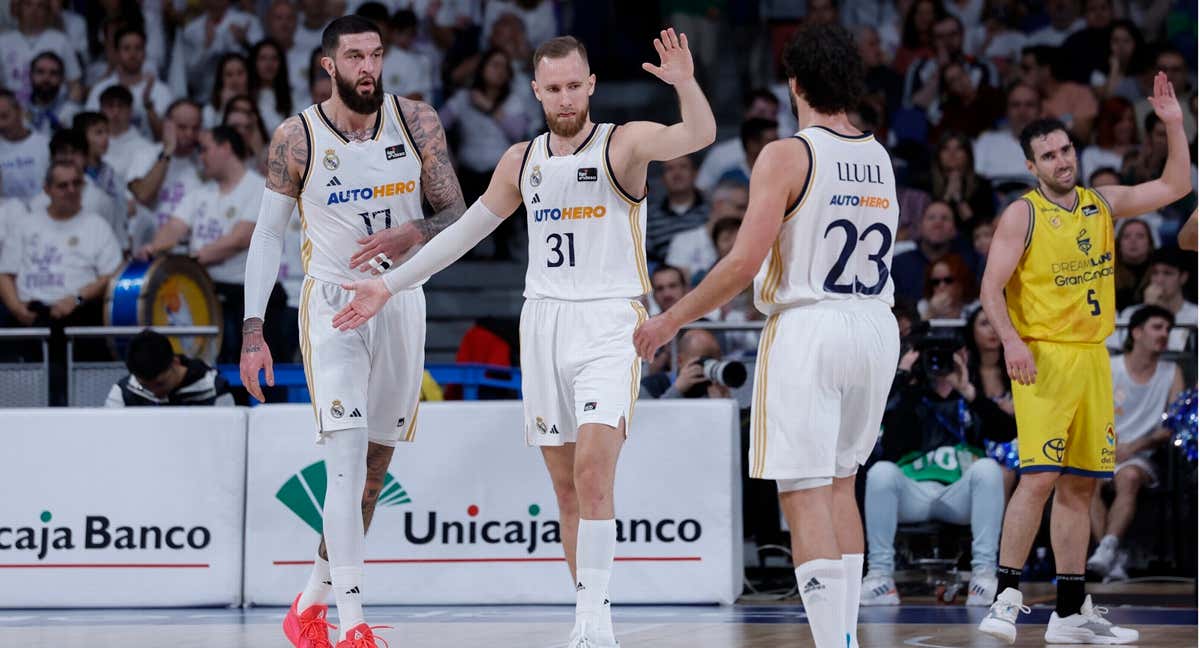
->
[635,25,898,648]
[330,31,715,647]
[239,16,466,648]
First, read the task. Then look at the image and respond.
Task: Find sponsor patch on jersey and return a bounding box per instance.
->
[584,401,597,411]
[326,181,418,205]
[1082,204,1099,216]
[530,164,542,187]
[385,143,407,160]
[323,149,340,171]
[577,167,598,182]
[829,194,891,209]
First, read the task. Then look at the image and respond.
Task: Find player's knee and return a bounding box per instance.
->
[1017,471,1058,499]
[1113,468,1143,496]
[865,461,901,491]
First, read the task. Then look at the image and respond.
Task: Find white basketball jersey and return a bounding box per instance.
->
[297,94,424,284]
[519,123,651,301]
[754,126,899,315]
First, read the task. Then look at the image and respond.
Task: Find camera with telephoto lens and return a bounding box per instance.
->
[683,356,748,397]
[909,323,964,378]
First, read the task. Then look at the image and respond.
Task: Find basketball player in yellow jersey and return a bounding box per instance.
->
[977,72,1190,646]
[331,31,715,647]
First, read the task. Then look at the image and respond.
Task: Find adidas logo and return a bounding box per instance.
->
[349,408,362,418]
[396,417,405,428]
[603,598,610,606]
[803,577,825,594]
[531,193,541,204]
[346,586,361,595]
[326,176,342,186]
[276,461,411,534]
[576,582,586,591]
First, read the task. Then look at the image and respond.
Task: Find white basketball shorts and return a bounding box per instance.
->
[298,277,425,446]
[520,298,647,446]
[749,300,899,480]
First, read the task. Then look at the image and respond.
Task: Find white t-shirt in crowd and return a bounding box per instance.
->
[973,129,1035,185]
[0,130,49,201]
[1080,146,1125,183]
[104,128,159,183]
[383,47,435,101]
[256,91,286,134]
[0,197,27,258]
[666,224,717,282]
[1109,301,1199,352]
[696,137,749,195]
[86,74,176,139]
[481,0,556,49]
[0,28,81,104]
[28,168,129,251]
[0,207,123,303]
[178,170,262,284]
[178,10,262,99]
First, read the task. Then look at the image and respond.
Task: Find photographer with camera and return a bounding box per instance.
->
[640,328,747,399]
[860,324,1017,608]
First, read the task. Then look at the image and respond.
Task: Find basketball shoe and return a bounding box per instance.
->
[859,573,900,606]
[965,570,998,607]
[283,593,336,648]
[1044,595,1139,644]
[978,587,1029,644]
[335,623,391,648]
[568,619,618,648]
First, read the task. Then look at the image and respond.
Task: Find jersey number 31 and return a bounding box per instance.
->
[823,219,892,295]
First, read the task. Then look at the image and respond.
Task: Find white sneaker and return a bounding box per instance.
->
[1044,595,1139,644]
[978,587,1029,644]
[567,620,618,648]
[1087,540,1117,576]
[966,573,998,607]
[1103,551,1129,583]
[859,573,900,606]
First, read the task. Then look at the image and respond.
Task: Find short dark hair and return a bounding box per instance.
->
[165,98,201,119]
[743,88,780,110]
[1019,117,1070,160]
[390,9,418,32]
[30,51,64,74]
[44,158,81,185]
[48,128,87,156]
[113,25,146,48]
[652,265,687,286]
[354,2,390,25]
[1125,303,1175,351]
[740,117,778,145]
[1088,166,1120,186]
[782,24,864,115]
[710,217,741,248]
[533,35,589,70]
[1147,247,1188,274]
[209,125,248,159]
[0,88,15,108]
[72,111,108,133]
[98,84,134,107]
[126,329,176,381]
[322,15,383,58]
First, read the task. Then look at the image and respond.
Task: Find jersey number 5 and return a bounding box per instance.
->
[1086,288,1101,316]
[823,219,893,295]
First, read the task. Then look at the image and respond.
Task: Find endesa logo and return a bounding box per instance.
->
[326,180,417,205]
[829,194,891,209]
[532,204,607,223]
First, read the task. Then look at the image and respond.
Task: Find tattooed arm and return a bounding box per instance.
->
[350,98,467,274]
[240,116,307,402]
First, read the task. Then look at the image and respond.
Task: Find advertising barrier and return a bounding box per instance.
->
[244,401,742,605]
[0,409,246,607]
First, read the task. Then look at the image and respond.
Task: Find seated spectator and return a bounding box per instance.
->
[892,201,976,301]
[918,253,979,320]
[382,10,434,102]
[1110,248,1197,351]
[204,53,252,128]
[248,38,293,132]
[640,328,735,400]
[222,95,271,176]
[85,26,173,139]
[973,82,1039,188]
[1113,218,1156,312]
[1093,20,1145,104]
[1025,0,1084,47]
[964,1,1027,78]
[1088,305,1184,580]
[0,88,50,201]
[666,179,749,281]
[965,307,1019,500]
[175,0,262,102]
[1134,46,1196,143]
[0,0,82,105]
[691,217,740,285]
[104,329,235,407]
[125,99,204,248]
[97,85,156,189]
[930,60,1005,141]
[1023,46,1098,142]
[646,155,708,265]
[25,51,79,136]
[1059,0,1115,84]
[903,15,997,115]
[29,117,128,251]
[931,132,996,233]
[892,0,945,75]
[649,265,688,315]
[482,0,558,53]
[856,26,903,127]
[971,219,994,267]
[862,339,1016,607]
[1081,97,1138,182]
[697,113,778,194]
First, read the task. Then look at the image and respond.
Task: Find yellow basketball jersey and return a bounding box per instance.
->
[1006,186,1115,344]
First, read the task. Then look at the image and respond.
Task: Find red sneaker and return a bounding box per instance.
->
[335,623,392,648]
[283,594,336,648]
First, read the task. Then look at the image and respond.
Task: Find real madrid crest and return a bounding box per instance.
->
[331,399,345,418]
[530,164,542,187]
[323,148,340,171]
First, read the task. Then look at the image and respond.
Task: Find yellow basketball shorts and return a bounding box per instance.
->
[1012,340,1116,478]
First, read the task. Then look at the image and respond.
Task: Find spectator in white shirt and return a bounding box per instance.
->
[0,0,81,105]
[31,116,128,251]
[126,99,204,250]
[1025,0,1085,47]
[382,9,434,102]
[248,38,293,133]
[666,179,749,281]
[972,82,1039,188]
[85,26,173,140]
[696,117,777,195]
[222,94,271,176]
[175,0,262,102]
[696,90,779,194]
[481,0,557,52]
[1109,249,1198,352]
[24,51,78,135]
[136,126,270,362]
[98,84,157,191]
[0,88,50,201]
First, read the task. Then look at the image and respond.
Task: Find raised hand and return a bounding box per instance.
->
[641,28,694,86]
[1148,70,1183,126]
[332,278,391,331]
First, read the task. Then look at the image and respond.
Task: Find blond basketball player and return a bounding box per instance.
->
[330,31,715,647]
[635,25,896,648]
[239,16,465,648]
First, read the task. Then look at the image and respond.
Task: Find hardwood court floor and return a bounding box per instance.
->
[0,603,1194,648]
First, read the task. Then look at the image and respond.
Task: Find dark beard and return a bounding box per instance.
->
[545,108,588,138]
[31,84,57,104]
[334,71,384,115]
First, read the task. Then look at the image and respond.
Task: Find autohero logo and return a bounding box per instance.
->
[532,204,607,223]
[277,463,702,554]
[326,180,417,205]
[0,510,212,561]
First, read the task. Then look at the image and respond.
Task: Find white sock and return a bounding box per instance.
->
[1100,534,1119,551]
[575,519,617,632]
[597,585,615,643]
[332,566,364,631]
[842,554,863,648]
[796,559,847,648]
[297,555,332,610]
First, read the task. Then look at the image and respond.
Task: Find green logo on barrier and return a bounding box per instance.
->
[276,461,412,534]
